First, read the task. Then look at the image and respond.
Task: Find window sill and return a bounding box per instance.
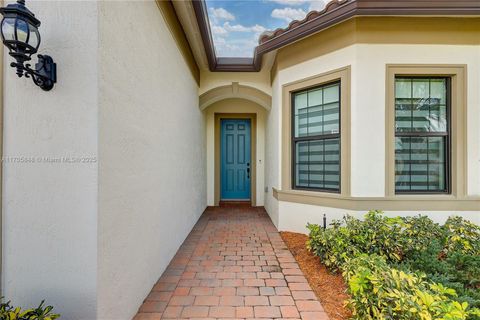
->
[272,187,480,211]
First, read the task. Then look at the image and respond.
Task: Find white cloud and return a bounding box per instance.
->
[223,22,266,34]
[209,19,266,57]
[210,7,235,21]
[271,7,307,22]
[250,24,267,33]
[223,22,249,32]
[211,25,228,35]
[213,37,258,57]
[308,0,328,11]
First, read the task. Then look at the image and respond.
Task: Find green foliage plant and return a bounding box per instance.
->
[306,211,480,320]
[0,299,59,320]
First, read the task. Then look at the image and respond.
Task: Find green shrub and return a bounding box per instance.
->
[307,211,444,271]
[0,299,59,320]
[307,211,405,271]
[401,215,444,258]
[443,216,480,255]
[398,241,480,311]
[306,221,361,271]
[343,254,480,320]
[307,212,480,319]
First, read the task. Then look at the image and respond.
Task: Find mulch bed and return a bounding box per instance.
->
[280,231,352,320]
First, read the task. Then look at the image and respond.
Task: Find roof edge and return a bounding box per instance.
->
[192,0,480,73]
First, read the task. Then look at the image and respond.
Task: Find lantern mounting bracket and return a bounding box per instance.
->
[10,54,56,91]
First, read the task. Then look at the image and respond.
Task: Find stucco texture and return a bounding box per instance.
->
[97,2,206,319]
[3,1,99,319]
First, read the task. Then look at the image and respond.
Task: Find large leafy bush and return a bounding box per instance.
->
[307,211,480,320]
[307,210,444,271]
[398,241,480,311]
[343,254,480,320]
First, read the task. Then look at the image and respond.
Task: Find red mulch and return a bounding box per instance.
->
[280,231,352,320]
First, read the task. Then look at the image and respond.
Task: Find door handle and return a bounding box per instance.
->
[247,163,250,179]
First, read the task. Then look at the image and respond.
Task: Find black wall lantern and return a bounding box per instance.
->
[0,0,56,91]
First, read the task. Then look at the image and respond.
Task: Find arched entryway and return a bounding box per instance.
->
[201,84,271,207]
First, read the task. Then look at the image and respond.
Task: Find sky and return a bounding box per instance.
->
[205,0,329,58]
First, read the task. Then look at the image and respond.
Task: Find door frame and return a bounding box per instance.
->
[215,113,256,206]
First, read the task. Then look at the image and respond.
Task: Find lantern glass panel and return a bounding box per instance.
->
[1,18,16,41]
[28,24,39,49]
[16,18,28,43]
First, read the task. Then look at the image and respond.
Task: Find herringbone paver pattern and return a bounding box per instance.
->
[133,206,329,320]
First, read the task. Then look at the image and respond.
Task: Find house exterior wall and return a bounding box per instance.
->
[2,1,205,319]
[205,98,266,206]
[266,43,480,233]
[2,2,99,319]
[264,76,281,226]
[200,70,272,96]
[98,2,206,319]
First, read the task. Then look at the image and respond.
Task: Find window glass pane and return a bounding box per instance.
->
[309,140,324,189]
[308,89,322,106]
[294,138,340,191]
[395,78,448,133]
[323,102,339,134]
[412,99,430,132]
[412,79,429,99]
[395,98,412,132]
[294,92,307,137]
[295,114,308,137]
[395,137,411,191]
[293,82,340,138]
[395,136,446,192]
[323,139,340,189]
[294,92,308,114]
[324,84,339,104]
[307,105,323,136]
[395,78,411,98]
[430,79,447,132]
[296,141,309,188]
[430,79,446,105]
[427,137,445,190]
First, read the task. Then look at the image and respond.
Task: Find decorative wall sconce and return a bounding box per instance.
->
[0,0,56,91]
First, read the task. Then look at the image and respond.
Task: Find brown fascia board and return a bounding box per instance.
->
[192,0,480,73]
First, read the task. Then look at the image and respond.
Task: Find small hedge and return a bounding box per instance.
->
[0,299,59,320]
[307,211,480,320]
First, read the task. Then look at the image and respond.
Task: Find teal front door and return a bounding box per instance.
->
[221,119,251,200]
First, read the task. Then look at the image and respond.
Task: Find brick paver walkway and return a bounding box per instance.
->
[133,206,328,320]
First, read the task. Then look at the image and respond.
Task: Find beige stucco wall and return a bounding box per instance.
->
[264,76,281,226]
[200,70,272,96]
[266,43,480,232]
[205,98,266,206]
[2,1,98,318]
[279,201,480,234]
[97,2,206,319]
